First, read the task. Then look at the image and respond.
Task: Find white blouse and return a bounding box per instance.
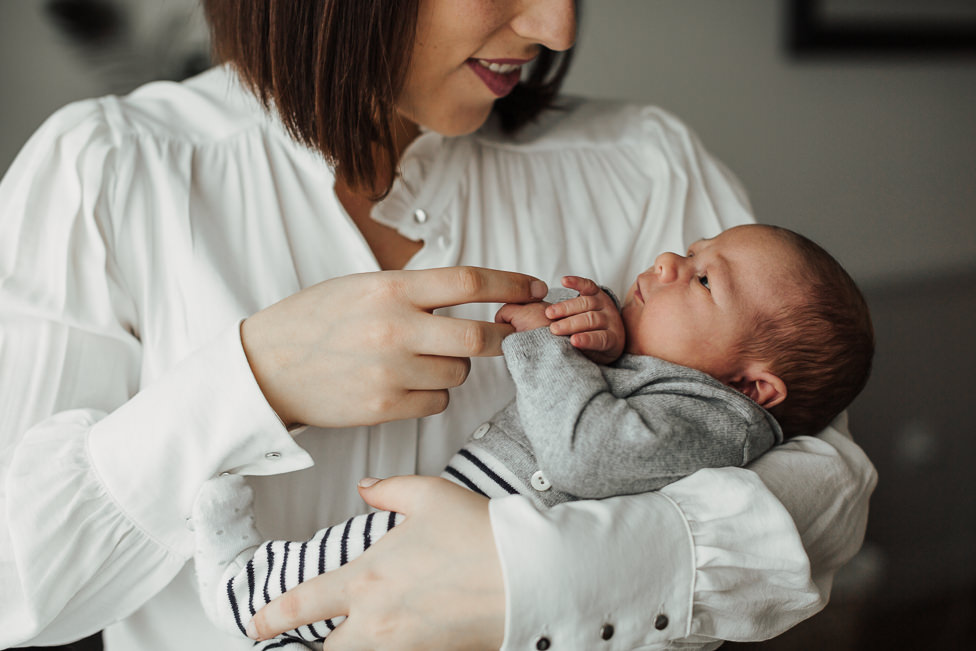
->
[0,66,876,650]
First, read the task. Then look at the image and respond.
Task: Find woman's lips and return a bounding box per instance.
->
[466,58,527,97]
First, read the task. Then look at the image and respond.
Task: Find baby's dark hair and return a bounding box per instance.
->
[739,226,874,438]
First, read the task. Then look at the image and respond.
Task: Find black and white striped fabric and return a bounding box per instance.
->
[223,511,402,642]
[221,447,526,645]
[441,446,531,500]
[253,637,316,650]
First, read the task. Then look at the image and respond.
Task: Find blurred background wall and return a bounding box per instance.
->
[2,1,974,649]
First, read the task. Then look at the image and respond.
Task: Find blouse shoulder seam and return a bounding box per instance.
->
[92,95,271,150]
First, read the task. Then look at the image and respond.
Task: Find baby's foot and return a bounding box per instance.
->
[191,475,262,635]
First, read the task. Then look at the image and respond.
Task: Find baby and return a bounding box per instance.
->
[191,223,874,646]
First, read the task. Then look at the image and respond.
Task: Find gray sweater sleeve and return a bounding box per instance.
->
[501,327,778,498]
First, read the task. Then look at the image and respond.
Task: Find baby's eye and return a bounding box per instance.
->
[698,275,710,291]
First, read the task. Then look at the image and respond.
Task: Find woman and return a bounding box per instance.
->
[0,1,875,649]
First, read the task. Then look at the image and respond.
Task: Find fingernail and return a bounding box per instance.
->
[245,620,259,640]
[358,477,380,488]
[531,280,548,299]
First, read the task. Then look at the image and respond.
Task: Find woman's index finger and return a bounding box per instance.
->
[249,569,350,641]
[415,314,516,357]
[403,266,547,310]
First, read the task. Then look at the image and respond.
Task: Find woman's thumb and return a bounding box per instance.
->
[357,474,434,513]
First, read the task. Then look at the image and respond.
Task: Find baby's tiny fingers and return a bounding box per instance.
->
[495,303,518,324]
[546,295,599,319]
[570,330,612,352]
[550,311,606,335]
[561,275,601,296]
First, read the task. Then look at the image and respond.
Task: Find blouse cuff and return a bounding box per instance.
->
[490,492,694,651]
[87,321,313,555]
[659,467,821,641]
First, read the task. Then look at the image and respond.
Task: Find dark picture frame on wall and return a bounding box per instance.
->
[788,0,976,55]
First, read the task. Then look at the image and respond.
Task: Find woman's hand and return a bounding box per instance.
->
[545,276,626,364]
[246,476,505,650]
[241,267,547,427]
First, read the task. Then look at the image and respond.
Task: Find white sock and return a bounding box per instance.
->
[191,475,263,636]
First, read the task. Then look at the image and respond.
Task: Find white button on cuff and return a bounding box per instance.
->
[185,517,194,532]
[531,470,552,491]
[413,208,428,224]
[265,451,281,460]
[472,423,490,439]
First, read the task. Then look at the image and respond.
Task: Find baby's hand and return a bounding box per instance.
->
[495,301,553,333]
[545,276,626,365]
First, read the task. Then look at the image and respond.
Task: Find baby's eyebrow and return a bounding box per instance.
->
[687,237,708,255]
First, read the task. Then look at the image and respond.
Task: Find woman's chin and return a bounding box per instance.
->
[418,104,495,138]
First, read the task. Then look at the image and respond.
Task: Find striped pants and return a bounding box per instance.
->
[192,447,525,646]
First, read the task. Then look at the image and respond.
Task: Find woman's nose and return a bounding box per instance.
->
[653,252,684,284]
[510,0,577,52]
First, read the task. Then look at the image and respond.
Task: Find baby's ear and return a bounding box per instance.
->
[730,365,787,410]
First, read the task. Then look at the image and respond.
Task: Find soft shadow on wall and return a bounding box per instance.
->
[40,0,210,94]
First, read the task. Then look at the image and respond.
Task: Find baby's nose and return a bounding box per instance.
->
[654,252,683,283]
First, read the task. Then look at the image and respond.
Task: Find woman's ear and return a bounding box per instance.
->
[730,365,787,410]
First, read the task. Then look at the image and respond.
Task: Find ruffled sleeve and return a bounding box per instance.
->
[0,100,311,646]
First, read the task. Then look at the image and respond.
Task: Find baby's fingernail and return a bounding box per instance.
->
[359,477,380,488]
[245,620,259,640]
[530,280,548,299]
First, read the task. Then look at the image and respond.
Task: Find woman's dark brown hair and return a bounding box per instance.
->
[202,0,575,198]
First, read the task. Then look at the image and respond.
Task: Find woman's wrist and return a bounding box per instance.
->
[240,314,297,427]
